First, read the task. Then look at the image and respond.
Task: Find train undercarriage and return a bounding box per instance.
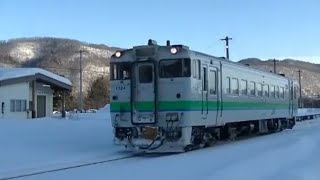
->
[114,118,296,153]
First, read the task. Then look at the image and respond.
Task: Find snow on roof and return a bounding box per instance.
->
[0,68,72,85]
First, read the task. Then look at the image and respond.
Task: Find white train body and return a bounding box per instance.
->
[110,40,298,152]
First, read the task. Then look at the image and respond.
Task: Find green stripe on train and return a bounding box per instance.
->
[110,101,289,112]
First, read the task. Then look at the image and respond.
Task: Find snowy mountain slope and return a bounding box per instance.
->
[0,37,118,102]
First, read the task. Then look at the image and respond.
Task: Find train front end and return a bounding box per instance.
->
[110,40,192,152]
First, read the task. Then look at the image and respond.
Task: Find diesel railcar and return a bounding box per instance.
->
[110,39,298,152]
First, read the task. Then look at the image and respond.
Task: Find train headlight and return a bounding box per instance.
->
[115,51,122,58]
[170,47,178,54]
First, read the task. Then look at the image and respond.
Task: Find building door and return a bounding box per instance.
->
[37,96,46,118]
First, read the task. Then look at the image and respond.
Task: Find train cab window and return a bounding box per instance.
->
[276,86,280,98]
[231,78,239,95]
[159,58,191,78]
[249,81,255,96]
[110,62,131,80]
[240,80,247,95]
[270,85,275,98]
[263,84,269,97]
[209,69,216,94]
[280,87,285,98]
[139,65,153,83]
[257,83,262,97]
[226,77,231,94]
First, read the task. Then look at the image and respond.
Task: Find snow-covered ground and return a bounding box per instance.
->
[1,107,320,180]
[0,105,130,179]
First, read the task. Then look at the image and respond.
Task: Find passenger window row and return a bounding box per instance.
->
[226,77,285,99]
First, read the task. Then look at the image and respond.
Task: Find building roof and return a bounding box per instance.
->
[0,68,72,91]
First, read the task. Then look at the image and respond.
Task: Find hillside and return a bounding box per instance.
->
[238,58,320,97]
[0,37,118,108]
[1,37,320,109]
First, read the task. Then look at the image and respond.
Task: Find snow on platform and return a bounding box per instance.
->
[20,119,320,180]
[0,107,320,180]
[0,109,128,178]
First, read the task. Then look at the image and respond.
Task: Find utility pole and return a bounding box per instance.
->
[76,50,86,113]
[220,36,232,60]
[298,69,302,108]
[273,58,276,73]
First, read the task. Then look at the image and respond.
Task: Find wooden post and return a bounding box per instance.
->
[62,91,66,118]
[32,80,36,118]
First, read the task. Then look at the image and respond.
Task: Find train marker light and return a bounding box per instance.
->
[115,51,122,58]
[170,47,178,54]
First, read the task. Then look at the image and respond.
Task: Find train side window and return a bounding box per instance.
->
[270,85,275,98]
[276,86,280,98]
[231,78,239,95]
[209,70,216,94]
[280,87,284,98]
[203,67,208,91]
[294,86,297,99]
[249,81,255,96]
[263,84,269,97]
[226,77,231,94]
[192,59,197,78]
[197,59,201,79]
[240,80,247,95]
[257,83,262,97]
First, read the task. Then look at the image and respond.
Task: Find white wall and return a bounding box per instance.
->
[0,82,30,119]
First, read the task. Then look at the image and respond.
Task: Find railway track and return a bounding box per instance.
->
[0,154,141,180]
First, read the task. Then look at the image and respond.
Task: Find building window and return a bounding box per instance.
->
[240,80,247,95]
[249,81,256,96]
[231,78,239,95]
[10,100,27,112]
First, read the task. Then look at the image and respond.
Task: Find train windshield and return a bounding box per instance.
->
[110,62,131,80]
[159,58,191,78]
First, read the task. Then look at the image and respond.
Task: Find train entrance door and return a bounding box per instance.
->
[289,80,294,118]
[131,62,156,124]
[208,65,219,125]
[202,65,208,119]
